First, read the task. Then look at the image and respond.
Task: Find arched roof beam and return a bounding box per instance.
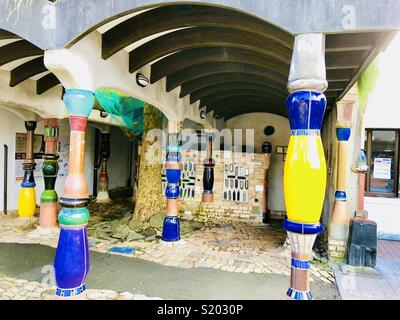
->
[102,5,293,59]
[180,73,287,98]
[213,102,287,119]
[150,46,289,83]
[0,40,43,66]
[222,106,288,120]
[129,27,292,72]
[37,73,61,95]
[10,57,47,87]
[166,62,287,93]
[191,82,286,104]
[210,97,284,114]
[200,89,285,109]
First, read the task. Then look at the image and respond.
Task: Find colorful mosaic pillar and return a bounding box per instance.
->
[330,127,351,240]
[96,132,111,203]
[202,134,215,203]
[18,121,37,217]
[283,34,328,300]
[162,121,182,242]
[54,89,94,298]
[40,119,60,227]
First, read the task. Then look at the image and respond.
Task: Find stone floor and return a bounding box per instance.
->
[0,197,335,300]
[0,275,162,300]
[333,240,400,300]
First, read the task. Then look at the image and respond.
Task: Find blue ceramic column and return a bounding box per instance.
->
[54,89,94,298]
[162,122,182,242]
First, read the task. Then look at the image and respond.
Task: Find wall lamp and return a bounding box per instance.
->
[200,110,207,119]
[136,73,149,87]
[100,111,109,118]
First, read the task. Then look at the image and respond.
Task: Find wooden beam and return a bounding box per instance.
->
[0,40,43,66]
[326,50,370,69]
[215,104,287,119]
[102,5,293,59]
[190,82,287,104]
[0,29,19,40]
[166,62,287,92]
[326,69,355,81]
[180,73,287,98]
[150,46,289,83]
[209,97,284,114]
[36,73,60,95]
[10,57,47,87]
[200,89,285,108]
[325,32,382,52]
[129,27,292,72]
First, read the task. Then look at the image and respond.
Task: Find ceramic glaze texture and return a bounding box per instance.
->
[162,131,182,242]
[54,89,94,298]
[284,91,327,224]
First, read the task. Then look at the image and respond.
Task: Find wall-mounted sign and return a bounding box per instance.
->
[373,158,392,180]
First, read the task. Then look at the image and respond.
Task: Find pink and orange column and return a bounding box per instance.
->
[40,118,60,227]
[283,33,328,300]
[54,89,94,298]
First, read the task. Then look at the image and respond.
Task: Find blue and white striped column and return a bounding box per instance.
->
[162,122,182,242]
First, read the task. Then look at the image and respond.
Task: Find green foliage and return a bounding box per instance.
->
[357,56,381,113]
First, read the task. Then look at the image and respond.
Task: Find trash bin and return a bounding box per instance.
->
[347,218,377,268]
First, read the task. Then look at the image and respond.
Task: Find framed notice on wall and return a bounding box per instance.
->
[373,158,392,180]
[15,133,45,181]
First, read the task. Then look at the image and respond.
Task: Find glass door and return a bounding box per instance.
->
[366,130,399,196]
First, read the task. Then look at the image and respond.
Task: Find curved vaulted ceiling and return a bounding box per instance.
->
[0,3,396,120]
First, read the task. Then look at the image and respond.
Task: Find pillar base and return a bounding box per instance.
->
[329,223,350,242]
[55,284,86,299]
[40,203,58,227]
[96,191,111,203]
[18,187,36,218]
[54,226,90,298]
[162,216,180,242]
[202,192,214,203]
[286,288,313,300]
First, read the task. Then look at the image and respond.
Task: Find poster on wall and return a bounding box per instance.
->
[58,136,70,177]
[373,158,392,180]
[15,133,45,181]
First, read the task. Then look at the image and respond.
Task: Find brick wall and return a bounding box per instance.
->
[177,150,270,223]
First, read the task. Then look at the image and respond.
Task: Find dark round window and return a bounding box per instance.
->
[264,126,275,136]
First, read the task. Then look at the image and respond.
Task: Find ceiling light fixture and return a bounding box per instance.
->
[136,73,149,87]
[100,111,109,118]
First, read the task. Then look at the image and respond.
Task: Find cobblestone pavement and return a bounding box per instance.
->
[333,240,400,300]
[0,275,162,300]
[0,204,335,299]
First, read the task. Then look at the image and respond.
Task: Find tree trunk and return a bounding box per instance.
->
[131,103,164,222]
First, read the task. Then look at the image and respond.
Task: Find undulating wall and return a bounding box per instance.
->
[226,113,290,215]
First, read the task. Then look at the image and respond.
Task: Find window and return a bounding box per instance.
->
[365,129,399,197]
